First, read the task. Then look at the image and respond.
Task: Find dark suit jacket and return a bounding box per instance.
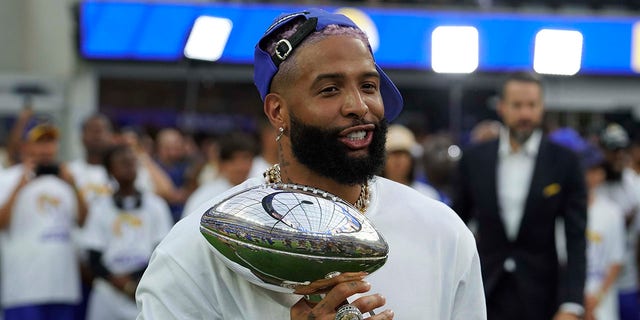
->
[453,137,587,320]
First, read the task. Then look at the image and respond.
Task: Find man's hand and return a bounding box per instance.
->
[58,164,76,186]
[110,274,137,301]
[290,272,394,320]
[583,294,600,320]
[19,159,36,188]
[553,311,581,320]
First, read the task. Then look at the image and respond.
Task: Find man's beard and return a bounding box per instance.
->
[289,113,388,186]
[509,126,534,145]
[603,161,623,182]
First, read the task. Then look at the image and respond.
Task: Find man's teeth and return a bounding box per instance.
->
[347,131,366,140]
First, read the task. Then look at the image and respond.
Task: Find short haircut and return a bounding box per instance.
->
[81,113,113,132]
[499,71,544,99]
[218,132,257,162]
[102,144,132,173]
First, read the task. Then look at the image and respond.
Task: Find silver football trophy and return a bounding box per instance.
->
[200,183,389,294]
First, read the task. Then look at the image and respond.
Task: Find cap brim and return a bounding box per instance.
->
[377,64,403,121]
[27,125,59,142]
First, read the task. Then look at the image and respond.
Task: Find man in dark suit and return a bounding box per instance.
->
[453,72,587,320]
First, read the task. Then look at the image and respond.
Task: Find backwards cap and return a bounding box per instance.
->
[253,8,404,121]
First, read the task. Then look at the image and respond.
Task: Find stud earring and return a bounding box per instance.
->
[275,127,285,142]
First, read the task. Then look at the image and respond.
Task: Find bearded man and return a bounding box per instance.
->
[136,9,485,320]
[453,72,587,320]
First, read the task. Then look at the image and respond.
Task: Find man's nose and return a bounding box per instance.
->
[342,88,369,119]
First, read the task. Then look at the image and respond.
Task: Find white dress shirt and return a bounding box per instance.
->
[497,128,542,241]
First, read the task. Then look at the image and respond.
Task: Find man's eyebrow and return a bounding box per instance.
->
[361,71,381,80]
[312,73,344,84]
[312,71,380,84]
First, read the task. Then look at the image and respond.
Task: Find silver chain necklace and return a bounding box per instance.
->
[264,164,370,213]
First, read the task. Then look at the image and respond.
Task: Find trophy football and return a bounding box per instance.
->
[200,183,389,293]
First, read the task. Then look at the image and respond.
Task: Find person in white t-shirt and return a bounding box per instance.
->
[82,144,173,320]
[596,124,640,320]
[0,119,88,320]
[581,144,625,320]
[68,114,115,205]
[136,9,486,320]
[550,128,627,320]
[182,132,256,219]
[67,114,116,320]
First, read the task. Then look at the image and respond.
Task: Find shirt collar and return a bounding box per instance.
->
[498,126,542,158]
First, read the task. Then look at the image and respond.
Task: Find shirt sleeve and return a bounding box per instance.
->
[608,205,626,264]
[136,248,221,320]
[152,196,174,244]
[0,168,20,206]
[451,233,487,320]
[81,201,108,250]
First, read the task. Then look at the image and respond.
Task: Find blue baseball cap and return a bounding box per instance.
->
[549,127,587,153]
[253,8,404,121]
[549,127,604,169]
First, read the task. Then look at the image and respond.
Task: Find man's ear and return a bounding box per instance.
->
[264,93,288,128]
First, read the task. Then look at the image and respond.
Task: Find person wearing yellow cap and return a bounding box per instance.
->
[0,118,88,320]
[382,124,441,201]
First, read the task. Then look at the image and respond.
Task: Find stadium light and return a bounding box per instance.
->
[431,26,479,74]
[184,16,233,62]
[533,29,583,76]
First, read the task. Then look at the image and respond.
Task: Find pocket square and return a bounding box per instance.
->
[543,183,561,197]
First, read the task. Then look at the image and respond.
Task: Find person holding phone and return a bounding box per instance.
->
[0,118,88,320]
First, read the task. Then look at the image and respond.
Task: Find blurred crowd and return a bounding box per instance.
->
[0,85,639,319]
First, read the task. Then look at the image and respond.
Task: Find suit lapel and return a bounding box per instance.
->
[516,138,549,242]
[486,140,509,241]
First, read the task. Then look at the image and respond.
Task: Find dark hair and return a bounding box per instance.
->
[102,144,133,173]
[81,113,113,132]
[499,71,544,99]
[218,132,257,162]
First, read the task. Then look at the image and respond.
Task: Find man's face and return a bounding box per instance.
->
[220,151,254,186]
[109,148,138,186]
[82,118,114,154]
[604,148,627,174]
[384,150,413,183]
[281,35,387,185]
[585,166,605,189]
[24,138,58,165]
[157,131,185,164]
[498,80,544,144]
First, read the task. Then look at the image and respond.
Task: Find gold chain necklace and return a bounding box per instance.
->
[264,164,370,213]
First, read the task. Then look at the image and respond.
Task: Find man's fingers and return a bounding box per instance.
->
[290,297,315,319]
[313,280,371,314]
[370,309,394,319]
[294,272,368,295]
[350,293,386,315]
